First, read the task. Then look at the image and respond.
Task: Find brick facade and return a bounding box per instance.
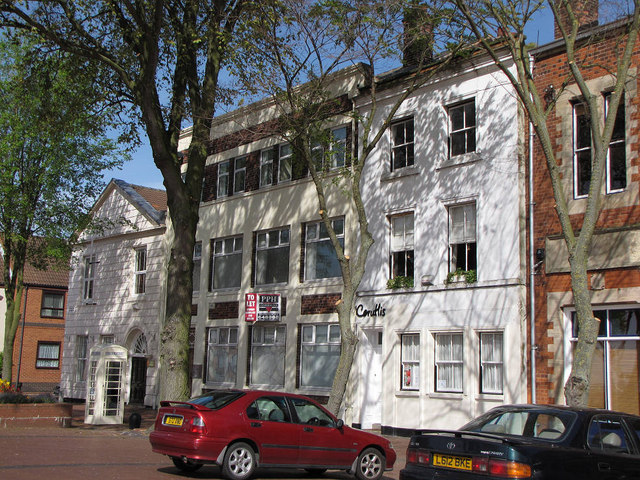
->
[531,20,640,405]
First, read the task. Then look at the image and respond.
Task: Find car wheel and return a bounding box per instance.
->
[171,456,203,472]
[305,468,327,475]
[222,442,256,480]
[355,448,384,480]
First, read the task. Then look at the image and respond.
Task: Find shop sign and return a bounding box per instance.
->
[245,293,281,322]
[355,303,386,318]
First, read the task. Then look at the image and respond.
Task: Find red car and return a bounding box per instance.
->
[150,389,396,480]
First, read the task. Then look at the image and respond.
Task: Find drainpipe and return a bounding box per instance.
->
[15,285,28,390]
[529,119,537,405]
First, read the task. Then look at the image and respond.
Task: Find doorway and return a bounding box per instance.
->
[130,357,147,404]
[359,328,383,429]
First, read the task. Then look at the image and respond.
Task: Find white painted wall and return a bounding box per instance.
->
[61,183,168,407]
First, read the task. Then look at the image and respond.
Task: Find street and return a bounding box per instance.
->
[0,414,408,480]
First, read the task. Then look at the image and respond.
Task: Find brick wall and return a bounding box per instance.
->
[301,294,342,315]
[531,24,640,404]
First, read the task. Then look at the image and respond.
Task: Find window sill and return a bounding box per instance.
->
[437,151,482,170]
[380,166,419,183]
[427,391,464,400]
[474,393,504,402]
[395,390,420,398]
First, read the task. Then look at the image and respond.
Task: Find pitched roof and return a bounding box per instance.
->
[109,179,167,226]
[0,247,69,289]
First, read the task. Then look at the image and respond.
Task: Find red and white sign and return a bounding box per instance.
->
[245,293,281,322]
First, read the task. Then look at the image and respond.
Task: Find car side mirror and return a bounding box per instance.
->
[335,419,344,429]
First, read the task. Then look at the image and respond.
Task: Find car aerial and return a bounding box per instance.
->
[399,404,640,480]
[149,389,396,480]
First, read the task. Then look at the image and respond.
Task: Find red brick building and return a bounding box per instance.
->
[1,257,69,393]
[530,5,640,413]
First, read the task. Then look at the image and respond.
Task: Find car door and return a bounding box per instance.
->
[287,396,355,468]
[245,396,301,466]
[586,414,640,480]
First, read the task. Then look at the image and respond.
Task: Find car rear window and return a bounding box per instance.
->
[463,409,577,440]
[188,391,244,410]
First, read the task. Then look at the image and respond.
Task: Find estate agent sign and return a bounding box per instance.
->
[245,293,281,322]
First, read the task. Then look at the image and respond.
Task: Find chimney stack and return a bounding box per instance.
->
[554,0,599,39]
[403,3,436,67]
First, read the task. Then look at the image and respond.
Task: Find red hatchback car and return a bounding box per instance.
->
[150,389,396,480]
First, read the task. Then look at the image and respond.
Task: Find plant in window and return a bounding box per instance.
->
[386,276,414,289]
[446,268,477,284]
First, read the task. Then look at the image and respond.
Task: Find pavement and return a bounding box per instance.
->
[0,403,410,480]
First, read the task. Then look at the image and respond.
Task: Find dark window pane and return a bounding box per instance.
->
[609,143,626,190]
[466,130,476,153]
[611,102,625,141]
[465,102,476,127]
[610,309,640,336]
[576,150,591,196]
[450,106,464,131]
[451,131,466,156]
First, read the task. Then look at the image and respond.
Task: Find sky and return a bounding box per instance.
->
[104,7,556,191]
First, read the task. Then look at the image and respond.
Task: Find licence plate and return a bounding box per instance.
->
[433,453,472,471]
[163,415,184,426]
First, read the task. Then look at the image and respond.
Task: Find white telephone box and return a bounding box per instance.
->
[85,344,128,425]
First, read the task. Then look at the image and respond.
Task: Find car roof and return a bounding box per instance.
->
[490,403,640,419]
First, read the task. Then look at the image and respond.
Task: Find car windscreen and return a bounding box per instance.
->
[188,391,245,410]
[462,408,578,441]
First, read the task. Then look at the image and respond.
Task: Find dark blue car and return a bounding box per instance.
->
[399,404,640,479]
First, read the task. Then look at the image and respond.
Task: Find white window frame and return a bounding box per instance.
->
[100,335,115,345]
[565,307,640,412]
[435,332,464,393]
[480,332,504,394]
[300,324,341,389]
[390,117,414,171]
[217,160,230,197]
[604,94,626,194]
[260,148,274,187]
[304,218,344,281]
[193,241,202,294]
[448,99,476,157]
[234,156,246,193]
[572,102,591,198]
[250,324,286,387]
[211,236,243,290]
[75,335,88,382]
[255,227,290,286]
[312,126,348,172]
[390,213,414,279]
[134,247,147,295]
[448,203,477,274]
[279,144,292,182]
[206,326,238,385]
[82,254,95,301]
[401,333,420,391]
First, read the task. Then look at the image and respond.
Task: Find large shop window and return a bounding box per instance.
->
[435,332,463,393]
[300,324,341,388]
[250,325,286,386]
[305,218,344,281]
[390,213,414,280]
[207,327,238,384]
[211,236,243,290]
[401,333,420,390]
[255,227,290,285]
[571,308,640,415]
[480,332,503,394]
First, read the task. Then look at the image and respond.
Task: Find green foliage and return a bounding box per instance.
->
[446,268,477,284]
[387,275,414,289]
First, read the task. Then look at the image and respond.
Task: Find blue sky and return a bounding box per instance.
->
[105,8,555,191]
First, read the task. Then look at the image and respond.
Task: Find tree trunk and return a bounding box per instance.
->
[327,304,359,416]
[2,286,22,382]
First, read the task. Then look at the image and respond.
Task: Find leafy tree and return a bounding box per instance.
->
[0,35,126,381]
[452,0,640,406]
[0,0,248,400]
[231,0,463,414]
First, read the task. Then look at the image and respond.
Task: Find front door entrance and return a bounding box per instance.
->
[130,357,146,404]
[359,329,383,429]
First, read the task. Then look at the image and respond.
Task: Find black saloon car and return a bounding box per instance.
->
[399,404,640,479]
